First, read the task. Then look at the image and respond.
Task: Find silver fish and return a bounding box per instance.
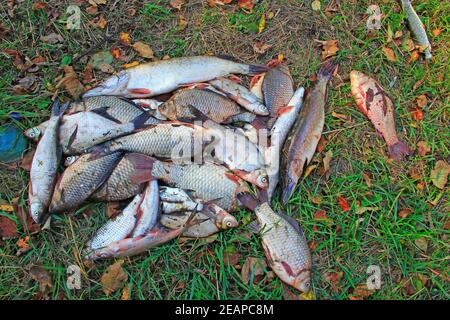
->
[29,99,68,223]
[83,56,268,98]
[403,0,432,60]
[131,180,160,237]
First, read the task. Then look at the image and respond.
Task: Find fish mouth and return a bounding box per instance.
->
[293,270,311,293]
[82,71,130,98]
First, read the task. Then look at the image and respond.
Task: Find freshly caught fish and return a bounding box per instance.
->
[82,56,268,98]
[350,71,412,161]
[262,64,294,128]
[238,193,311,293]
[265,87,305,201]
[29,99,68,223]
[158,88,245,124]
[91,153,151,201]
[131,180,160,237]
[209,78,269,115]
[402,0,432,60]
[281,61,337,204]
[86,193,144,250]
[129,155,250,212]
[49,151,123,212]
[85,212,198,260]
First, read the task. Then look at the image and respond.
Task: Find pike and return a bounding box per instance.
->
[82,56,268,98]
[238,193,312,293]
[281,61,337,204]
[28,99,69,223]
[350,71,412,161]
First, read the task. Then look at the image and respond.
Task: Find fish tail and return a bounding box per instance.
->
[51,97,69,117]
[237,192,261,211]
[388,140,412,162]
[281,177,297,205]
[317,60,338,82]
[127,153,156,184]
[132,111,152,130]
[248,63,269,75]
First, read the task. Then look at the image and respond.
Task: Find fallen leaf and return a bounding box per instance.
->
[303,164,317,178]
[410,108,423,121]
[119,32,132,46]
[89,51,114,70]
[324,271,343,291]
[432,29,441,37]
[416,94,427,109]
[32,2,46,10]
[399,208,412,219]
[15,203,40,235]
[313,210,330,221]
[96,14,107,29]
[417,141,430,156]
[258,13,266,33]
[40,33,64,44]
[208,0,232,7]
[56,66,84,99]
[82,64,94,84]
[132,41,154,59]
[178,13,188,31]
[111,47,121,59]
[253,41,272,54]
[382,46,397,62]
[413,79,424,91]
[349,284,374,300]
[414,237,428,252]
[16,235,31,255]
[169,0,185,10]
[2,49,24,70]
[355,205,378,215]
[317,136,327,153]
[315,39,339,60]
[123,61,139,68]
[86,5,98,15]
[362,173,372,188]
[12,76,38,95]
[101,260,128,295]
[106,202,121,218]
[223,252,241,267]
[403,38,415,52]
[238,0,254,12]
[408,50,420,63]
[121,286,130,300]
[322,150,333,174]
[88,0,107,6]
[430,160,450,190]
[30,266,53,293]
[338,196,350,212]
[0,216,18,239]
[241,257,266,285]
[311,0,321,11]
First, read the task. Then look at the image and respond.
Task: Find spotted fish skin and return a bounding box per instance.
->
[350,71,412,161]
[402,0,432,60]
[49,152,123,213]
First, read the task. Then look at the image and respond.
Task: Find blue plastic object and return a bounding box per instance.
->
[0,123,27,163]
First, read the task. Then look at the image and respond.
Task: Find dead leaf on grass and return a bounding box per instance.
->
[30,266,53,293]
[119,32,132,46]
[241,257,266,285]
[416,141,430,156]
[311,0,321,11]
[258,13,266,33]
[253,41,272,54]
[382,46,397,62]
[315,39,339,60]
[238,0,254,13]
[132,41,154,59]
[349,283,374,300]
[338,196,350,212]
[16,235,31,255]
[101,260,128,295]
[0,216,18,239]
[170,0,185,10]
[56,66,84,99]
[430,160,450,190]
[40,33,64,44]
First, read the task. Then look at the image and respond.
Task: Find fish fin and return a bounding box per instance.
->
[237,192,260,211]
[215,54,239,62]
[248,64,269,75]
[118,96,146,111]
[257,188,269,204]
[51,98,69,117]
[317,60,338,82]
[388,140,413,161]
[247,220,261,233]
[227,75,243,83]
[225,172,242,185]
[276,211,303,235]
[277,105,294,116]
[281,261,295,277]
[127,153,156,184]
[132,111,152,130]
[184,210,200,228]
[67,125,78,150]
[90,107,122,124]
[127,88,152,95]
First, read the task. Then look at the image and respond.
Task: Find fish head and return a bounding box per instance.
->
[158,101,176,119]
[64,156,79,167]
[349,70,371,115]
[249,101,269,116]
[293,270,311,293]
[24,127,41,141]
[221,215,239,229]
[82,71,130,98]
[29,202,45,224]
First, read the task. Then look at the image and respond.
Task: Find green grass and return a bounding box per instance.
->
[0,0,449,300]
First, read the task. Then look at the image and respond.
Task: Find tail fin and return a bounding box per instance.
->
[127,153,156,184]
[91,107,122,124]
[388,140,412,161]
[51,98,69,117]
[237,193,261,211]
[132,111,152,130]
[248,64,269,75]
[317,60,338,82]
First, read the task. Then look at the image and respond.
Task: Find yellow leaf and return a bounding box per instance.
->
[0,204,15,212]
[382,46,397,61]
[258,13,266,34]
[132,41,154,59]
[430,160,450,190]
[303,164,317,178]
[101,260,128,295]
[311,0,321,11]
[119,32,131,46]
[416,94,427,109]
[123,61,140,68]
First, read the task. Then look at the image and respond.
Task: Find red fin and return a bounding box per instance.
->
[277,105,294,116]
[127,153,155,184]
[227,75,242,83]
[128,88,152,95]
[281,261,295,277]
[249,75,262,88]
[267,59,281,68]
[225,172,241,185]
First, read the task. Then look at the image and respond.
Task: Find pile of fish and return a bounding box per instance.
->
[25,49,414,292]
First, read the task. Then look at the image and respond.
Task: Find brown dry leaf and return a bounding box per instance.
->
[223,252,241,267]
[132,42,154,59]
[432,29,441,37]
[253,41,272,54]
[399,208,412,219]
[30,266,53,293]
[121,286,130,300]
[0,216,18,239]
[16,235,31,255]
[123,61,139,68]
[416,94,427,109]
[40,33,64,44]
[311,0,321,11]
[413,79,424,91]
[349,284,374,300]
[111,47,121,59]
[56,66,84,99]
[303,164,317,179]
[315,39,339,60]
[101,260,128,295]
[15,203,40,235]
[97,15,107,29]
[324,271,343,291]
[408,50,420,63]
[417,141,430,156]
[430,160,450,190]
[241,257,266,285]
[86,5,98,15]
[313,210,332,223]
[403,38,415,52]
[362,173,372,188]
[82,64,94,84]
[317,136,327,153]
[414,237,428,252]
[338,196,350,212]
[119,32,132,46]
[322,150,333,175]
[106,202,121,218]
[382,46,397,62]
[178,13,188,31]
[89,0,107,6]
[208,0,232,7]
[331,111,348,121]
[410,108,423,121]
[238,0,254,12]
[169,0,185,10]
[32,2,46,10]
